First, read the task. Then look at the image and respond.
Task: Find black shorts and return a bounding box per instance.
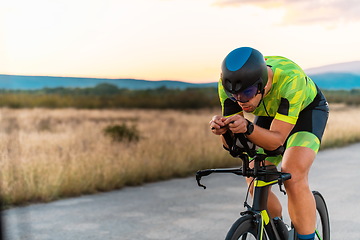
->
[255,86,329,153]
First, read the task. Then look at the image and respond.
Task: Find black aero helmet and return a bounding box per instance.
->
[221,47,268,94]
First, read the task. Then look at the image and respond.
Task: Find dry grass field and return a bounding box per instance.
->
[0,104,359,206]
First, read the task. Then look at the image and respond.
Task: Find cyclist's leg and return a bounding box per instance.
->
[282,145,316,235]
[282,88,329,237]
[267,186,282,219]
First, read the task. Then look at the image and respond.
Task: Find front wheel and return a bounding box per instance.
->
[225,215,261,240]
[313,191,330,240]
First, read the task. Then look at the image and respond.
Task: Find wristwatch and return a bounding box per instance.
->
[245,120,254,135]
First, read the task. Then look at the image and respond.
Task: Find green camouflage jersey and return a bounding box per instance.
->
[218,56,318,125]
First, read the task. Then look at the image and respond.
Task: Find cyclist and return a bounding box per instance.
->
[209,47,329,240]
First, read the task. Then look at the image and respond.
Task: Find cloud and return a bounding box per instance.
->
[213,0,360,25]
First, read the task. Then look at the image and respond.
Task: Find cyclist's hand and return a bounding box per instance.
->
[209,115,228,135]
[223,115,247,134]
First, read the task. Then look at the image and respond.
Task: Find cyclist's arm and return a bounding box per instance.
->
[246,119,294,151]
[223,115,294,151]
[247,78,304,150]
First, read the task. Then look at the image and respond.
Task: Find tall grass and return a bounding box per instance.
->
[0,105,359,206]
[0,108,236,206]
[321,104,360,149]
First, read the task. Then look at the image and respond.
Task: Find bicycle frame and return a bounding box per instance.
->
[196,153,291,240]
[197,132,330,240]
[250,164,287,240]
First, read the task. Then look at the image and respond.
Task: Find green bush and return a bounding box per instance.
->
[103,123,140,142]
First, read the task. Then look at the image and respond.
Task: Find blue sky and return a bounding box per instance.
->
[1,0,359,83]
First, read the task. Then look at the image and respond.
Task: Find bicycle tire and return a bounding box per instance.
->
[225,215,264,240]
[313,191,330,240]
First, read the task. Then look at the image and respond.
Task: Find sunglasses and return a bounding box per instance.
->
[230,83,260,103]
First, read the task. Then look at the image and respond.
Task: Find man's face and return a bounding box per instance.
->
[230,83,262,113]
[237,93,262,113]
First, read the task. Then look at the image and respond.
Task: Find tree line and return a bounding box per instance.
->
[0,83,359,109]
[0,84,219,109]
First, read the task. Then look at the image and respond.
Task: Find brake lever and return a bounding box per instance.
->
[196,177,207,189]
[278,177,286,195]
[196,170,211,189]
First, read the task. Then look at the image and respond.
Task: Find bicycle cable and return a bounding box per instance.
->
[262,97,271,117]
[244,177,255,210]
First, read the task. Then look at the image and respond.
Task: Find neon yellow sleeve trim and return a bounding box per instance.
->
[275,113,297,125]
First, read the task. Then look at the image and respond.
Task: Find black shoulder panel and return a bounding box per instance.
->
[223,98,242,116]
[277,98,290,116]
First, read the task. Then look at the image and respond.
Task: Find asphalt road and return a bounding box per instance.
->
[3,143,360,240]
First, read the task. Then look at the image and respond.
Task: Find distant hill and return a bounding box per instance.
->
[305,61,360,75]
[0,75,217,90]
[303,61,360,90]
[0,60,359,90]
[309,72,360,90]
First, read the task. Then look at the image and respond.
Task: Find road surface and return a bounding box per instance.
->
[3,143,360,239]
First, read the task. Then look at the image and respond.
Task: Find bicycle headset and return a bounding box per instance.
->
[221,47,268,95]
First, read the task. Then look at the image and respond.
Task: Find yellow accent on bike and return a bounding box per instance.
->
[254,180,278,187]
[260,210,270,225]
[315,229,321,239]
[259,210,270,239]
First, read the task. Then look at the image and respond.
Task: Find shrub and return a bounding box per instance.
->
[103,123,140,142]
[37,118,52,132]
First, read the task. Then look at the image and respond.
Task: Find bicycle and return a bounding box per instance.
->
[196,132,330,240]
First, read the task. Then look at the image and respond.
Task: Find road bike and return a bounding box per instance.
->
[196,132,330,240]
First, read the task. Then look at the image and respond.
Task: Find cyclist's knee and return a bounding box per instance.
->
[282,167,309,183]
[284,176,310,195]
[281,146,315,188]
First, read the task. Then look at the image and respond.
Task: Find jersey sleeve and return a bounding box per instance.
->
[218,79,242,117]
[274,75,308,125]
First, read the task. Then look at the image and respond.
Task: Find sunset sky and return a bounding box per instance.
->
[1,0,360,83]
